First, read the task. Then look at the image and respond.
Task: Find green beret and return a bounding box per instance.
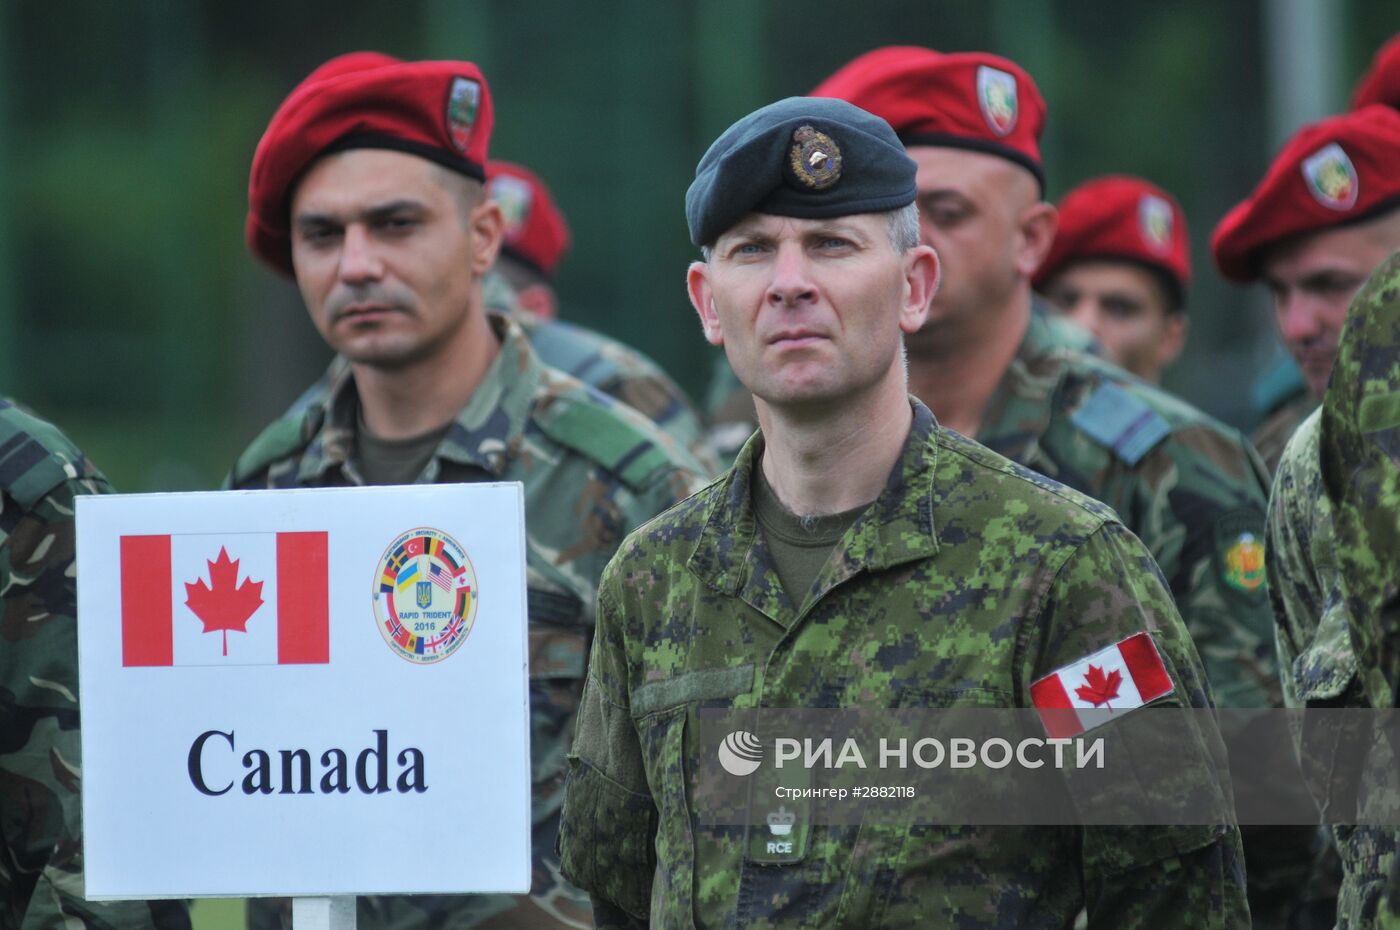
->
[686,96,918,248]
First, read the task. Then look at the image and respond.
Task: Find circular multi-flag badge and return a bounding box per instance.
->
[373,527,478,664]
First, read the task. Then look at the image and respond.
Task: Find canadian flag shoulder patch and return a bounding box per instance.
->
[1029,632,1175,738]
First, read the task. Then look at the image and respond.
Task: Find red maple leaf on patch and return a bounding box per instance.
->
[185,548,264,657]
[1075,664,1122,708]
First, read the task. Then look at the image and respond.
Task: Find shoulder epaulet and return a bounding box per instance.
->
[534,391,678,490]
[1070,381,1173,467]
[0,400,93,507]
[228,412,313,488]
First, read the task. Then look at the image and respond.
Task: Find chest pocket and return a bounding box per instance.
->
[1291,602,1360,706]
[629,665,755,930]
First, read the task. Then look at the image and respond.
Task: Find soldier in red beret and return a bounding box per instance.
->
[815,45,1321,929]
[484,160,718,470]
[230,52,706,930]
[1034,176,1191,384]
[486,161,571,321]
[1211,106,1400,471]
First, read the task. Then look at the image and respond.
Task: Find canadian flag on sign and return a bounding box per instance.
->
[1029,632,1174,739]
[120,532,329,667]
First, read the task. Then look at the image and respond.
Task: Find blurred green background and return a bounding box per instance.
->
[0,0,1394,494]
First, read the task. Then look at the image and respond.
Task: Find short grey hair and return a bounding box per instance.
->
[700,202,920,261]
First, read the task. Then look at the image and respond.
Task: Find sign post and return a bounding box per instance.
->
[76,484,532,904]
[294,896,356,930]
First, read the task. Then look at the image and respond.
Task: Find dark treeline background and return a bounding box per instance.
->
[0,0,1394,491]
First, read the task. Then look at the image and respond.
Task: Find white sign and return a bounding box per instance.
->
[76,484,531,899]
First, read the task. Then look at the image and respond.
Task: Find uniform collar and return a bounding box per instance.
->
[294,313,543,485]
[688,398,941,618]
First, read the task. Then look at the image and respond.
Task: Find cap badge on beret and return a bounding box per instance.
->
[1138,194,1174,254]
[976,65,1019,136]
[1302,142,1359,211]
[447,76,482,154]
[788,125,843,190]
[488,173,534,237]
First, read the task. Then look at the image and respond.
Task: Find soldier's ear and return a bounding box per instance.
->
[900,244,939,334]
[687,261,724,347]
[1015,202,1058,278]
[468,199,505,274]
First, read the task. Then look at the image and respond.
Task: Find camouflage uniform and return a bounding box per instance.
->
[483,272,719,474]
[1268,408,1399,929]
[1269,252,1400,928]
[559,399,1249,929]
[0,400,189,930]
[229,315,706,930]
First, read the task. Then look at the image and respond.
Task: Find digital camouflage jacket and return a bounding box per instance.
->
[1282,252,1400,930]
[560,399,1248,929]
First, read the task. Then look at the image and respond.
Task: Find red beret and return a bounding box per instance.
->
[247,53,494,276]
[1211,106,1400,283]
[486,161,572,279]
[1034,175,1191,302]
[811,46,1046,190]
[1353,33,1400,111]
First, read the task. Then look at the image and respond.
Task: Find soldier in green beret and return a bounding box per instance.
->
[559,95,1247,929]
[0,399,190,930]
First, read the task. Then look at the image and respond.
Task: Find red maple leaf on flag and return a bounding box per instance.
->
[1075,664,1123,708]
[185,548,264,656]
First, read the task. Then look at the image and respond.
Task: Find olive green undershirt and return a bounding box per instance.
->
[752,462,868,611]
[354,407,452,486]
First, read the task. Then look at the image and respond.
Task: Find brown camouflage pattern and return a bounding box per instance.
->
[0,398,190,930]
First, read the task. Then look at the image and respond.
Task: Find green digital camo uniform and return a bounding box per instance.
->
[559,399,1248,929]
[483,272,720,475]
[1319,253,1400,927]
[0,400,190,930]
[229,315,706,930]
[976,309,1278,710]
[1268,409,1399,929]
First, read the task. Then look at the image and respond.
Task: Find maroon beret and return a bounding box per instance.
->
[246,53,494,276]
[1211,106,1400,283]
[486,161,572,280]
[1034,175,1191,302]
[1353,33,1400,111]
[811,46,1046,190]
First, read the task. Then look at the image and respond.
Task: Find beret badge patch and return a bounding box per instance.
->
[976,65,1019,136]
[1137,194,1174,255]
[788,126,843,190]
[446,76,482,154]
[1302,142,1359,211]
